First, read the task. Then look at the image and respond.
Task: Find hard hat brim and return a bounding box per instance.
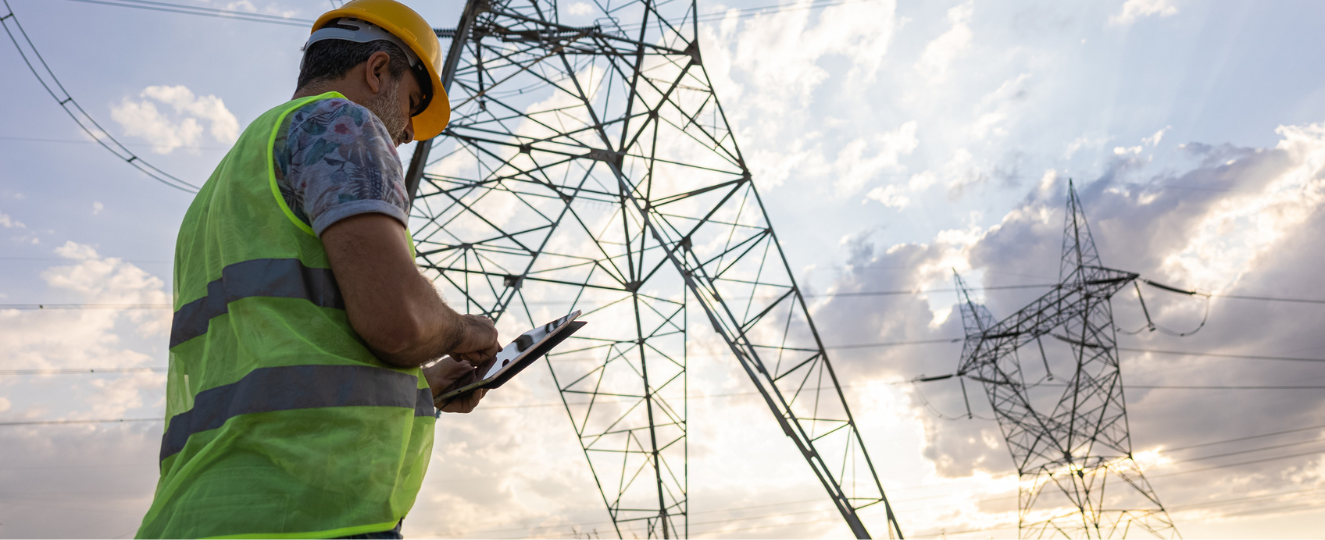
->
[410,76,450,141]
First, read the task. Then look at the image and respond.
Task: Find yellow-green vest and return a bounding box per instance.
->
[137,92,435,539]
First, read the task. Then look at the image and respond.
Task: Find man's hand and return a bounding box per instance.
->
[451,314,501,359]
[439,388,487,414]
[423,357,489,414]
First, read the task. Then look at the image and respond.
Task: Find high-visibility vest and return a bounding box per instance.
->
[137,92,435,539]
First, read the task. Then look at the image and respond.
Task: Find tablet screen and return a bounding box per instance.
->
[479,310,580,381]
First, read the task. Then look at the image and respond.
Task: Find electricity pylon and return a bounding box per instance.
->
[952,181,1177,539]
[403,0,901,537]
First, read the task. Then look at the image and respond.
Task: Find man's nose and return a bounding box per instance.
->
[404,117,416,145]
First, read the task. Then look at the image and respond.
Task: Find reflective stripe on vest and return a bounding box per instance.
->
[170,258,343,348]
[160,364,435,462]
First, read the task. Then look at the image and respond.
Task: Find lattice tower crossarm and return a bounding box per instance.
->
[405,0,902,537]
[952,182,1177,539]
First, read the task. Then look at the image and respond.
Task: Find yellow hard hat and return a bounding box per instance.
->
[311,0,450,141]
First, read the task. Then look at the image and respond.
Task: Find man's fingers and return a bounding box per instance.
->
[439,387,487,414]
[455,314,497,352]
[445,358,475,378]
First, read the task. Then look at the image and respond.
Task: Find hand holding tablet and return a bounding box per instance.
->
[434,310,586,409]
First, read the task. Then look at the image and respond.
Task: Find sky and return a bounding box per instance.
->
[2,0,1325,538]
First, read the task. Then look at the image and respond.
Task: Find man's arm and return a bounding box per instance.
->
[321,213,499,367]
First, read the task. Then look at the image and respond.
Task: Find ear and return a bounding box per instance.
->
[363,50,393,95]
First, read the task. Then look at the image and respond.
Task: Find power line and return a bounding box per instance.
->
[1113,384,1325,390]
[1120,347,1325,363]
[0,367,165,375]
[0,134,227,150]
[4,376,1317,427]
[61,0,872,32]
[57,0,313,27]
[445,476,1325,539]
[807,283,1057,298]
[0,303,170,310]
[1150,448,1325,479]
[1164,422,1325,452]
[1165,486,1325,511]
[1214,293,1325,305]
[0,417,158,427]
[4,414,1316,537]
[829,337,960,349]
[0,0,199,192]
[1173,439,1325,464]
[615,0,883,32]
[1216,499,1325,519]
[12,285,1325,310]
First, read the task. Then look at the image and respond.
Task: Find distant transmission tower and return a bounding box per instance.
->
[951,181,1177,538]
[404,0,902,538]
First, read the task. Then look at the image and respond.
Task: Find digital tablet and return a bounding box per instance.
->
[434,310,586,405]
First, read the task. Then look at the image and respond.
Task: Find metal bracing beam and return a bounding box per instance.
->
[405,0,902,537]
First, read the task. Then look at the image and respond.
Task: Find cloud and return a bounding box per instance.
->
[0,209,25,228]
[942,147,987,195]
[970,74,1031,140]
[566,1,592,16]
[93,201,104,215]
[1065,134,1107,158]
[1144,125,1171,147]
[1160,122,1325,291]
[834,120,919,195]
[866,170,937,208]
[811,121,1325,526]
[0,242,171,537]
[220,0,298,18]
[111,85,239,154]
[692,0,900,193]
[915,2,974,80]
[0,239,170,445]
[1110,0,1178,27]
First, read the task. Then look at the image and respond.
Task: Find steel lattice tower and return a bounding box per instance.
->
[951,181,1177,539]
[403,0,902,537]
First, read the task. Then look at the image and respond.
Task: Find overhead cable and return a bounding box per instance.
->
[1173,439,1325,464]
[5,344,1321,377]
[445,481,1323,539]
[1214,293,1325,304]
[1119,347,1325,364]
[1118,279,1211,336]
[58,0,312,27]
[0,367,165,375]
[5,378,1320,427]
[0,417,158,427]
[1163,422,1325,452]
[0,301,172,309]
[1,1,199,192]
[12,284,1325,308]
[1150,448,1325,479]
[614,0,883,31]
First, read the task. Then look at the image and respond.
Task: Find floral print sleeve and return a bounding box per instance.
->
[272,97,409,236]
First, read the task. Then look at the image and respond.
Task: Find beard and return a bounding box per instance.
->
[365,77,410,146]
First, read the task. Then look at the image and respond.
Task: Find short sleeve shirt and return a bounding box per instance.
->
[272,98,409,236]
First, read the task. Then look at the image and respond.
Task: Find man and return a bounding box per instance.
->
[136,1,498,537]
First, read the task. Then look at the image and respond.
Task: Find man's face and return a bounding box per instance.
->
[366,69,423,147]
